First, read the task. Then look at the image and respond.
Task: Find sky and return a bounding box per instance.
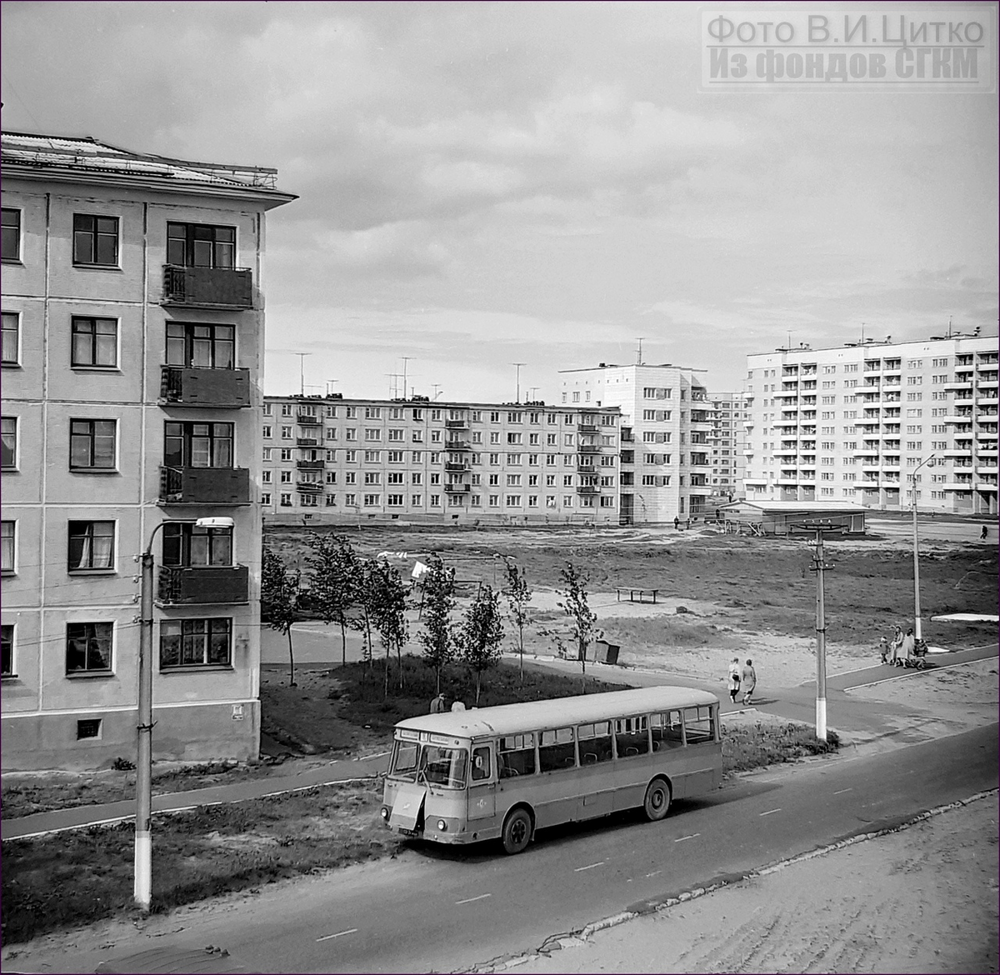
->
[2,1,997,403]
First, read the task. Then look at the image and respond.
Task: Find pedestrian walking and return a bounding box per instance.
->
[429,693,446,714]
[899,627,916,666]
[889,625,903,666]
[981,524,989,541]
[878,636,890,664]
[741,659,757,705]
[727,657,741,704]
[674,516,680,530]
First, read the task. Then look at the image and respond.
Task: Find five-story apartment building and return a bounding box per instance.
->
[261,397,621,525]
[1,132,294,769]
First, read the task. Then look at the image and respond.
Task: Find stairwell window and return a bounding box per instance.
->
[73,214,120,266]
[2,312,19,364]
[2,208,21,262]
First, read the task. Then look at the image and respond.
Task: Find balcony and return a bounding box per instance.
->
[445,418,468,429]
[296,437,319,446]
[297,413,320,425]
[297,459,325,470]
[578,444,600,453]
[944,377,975,391]
[942,413,974,425]
[942,480,975,492]
[162,265,253,310]
[444,483,470,493]
[577,463,597,474]
[445,462,469,473]
[157,564,249,605]
[578,423,598,435]
[576,485,599,494]
[446,441,471,452]
[297,481,323,493]
[159,367,251,408]
[159,466,251,505]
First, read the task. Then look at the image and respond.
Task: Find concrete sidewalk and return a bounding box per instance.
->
[3,644,995,842]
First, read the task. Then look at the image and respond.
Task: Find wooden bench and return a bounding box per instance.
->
[616,587,660,604]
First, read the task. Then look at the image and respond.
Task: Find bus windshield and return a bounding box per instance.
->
[389,740,468,789]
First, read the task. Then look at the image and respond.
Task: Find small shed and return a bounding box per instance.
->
[716,500,867,537]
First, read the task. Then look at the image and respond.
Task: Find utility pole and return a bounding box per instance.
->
[635,338,644,365]
[911,454,936,640]
[513,363,526,403]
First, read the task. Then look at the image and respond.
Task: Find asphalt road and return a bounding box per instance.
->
[64,722,997,975]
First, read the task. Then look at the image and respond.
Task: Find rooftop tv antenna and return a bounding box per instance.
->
[635,338,644,365]
[401,357,413,401]
[513,363,526,403]
[293,353,312,396]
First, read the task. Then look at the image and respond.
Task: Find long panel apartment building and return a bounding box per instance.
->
[742,334,998,514]
[1,132,294,769]
[557,362,714,524]
[261,397,621,525]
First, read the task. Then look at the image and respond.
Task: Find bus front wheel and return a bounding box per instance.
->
[502,807,533,855]
[643,779,671,821]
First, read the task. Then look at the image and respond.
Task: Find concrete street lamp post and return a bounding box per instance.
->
[910,455,936,641]
[135,515,234,912]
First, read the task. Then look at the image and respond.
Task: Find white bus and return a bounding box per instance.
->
[380,686,722,854]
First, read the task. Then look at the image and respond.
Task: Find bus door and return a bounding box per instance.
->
[467,743,496,820]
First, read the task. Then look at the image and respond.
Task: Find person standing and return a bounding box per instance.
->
[899,627,916,666]
[727,657,741,704]
[741,659,757,705]
[429,693,446,714]
[981,524,989,541]
[878,636,890,664]
[889,625,904,666]
[674,516,680,531]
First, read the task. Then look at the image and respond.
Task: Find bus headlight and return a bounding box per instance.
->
[380,807,390,820]
[436,819,448,832]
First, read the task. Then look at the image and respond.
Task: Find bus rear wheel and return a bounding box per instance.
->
[643,779,671,821]
[502,807,532,855]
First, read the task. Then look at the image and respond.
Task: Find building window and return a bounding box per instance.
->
[160,618,232,668]
[68,521,115,571]
[70,419,117,470]
[71,316,118,368]
[364,494,381,507]
[66,622,113,673]
[1,416,16,470]
[164,422,233,467]
[1,208,21,262]
[1,521,14,574]
[2,311,19,364]
[165,323,234,369]
[166,222,235,268]
[162,522,232,567]
[280,493,292,506]
[76,719,102,740]
[1,624,13,677]
[261,492,271,506]
[73,214,119,266]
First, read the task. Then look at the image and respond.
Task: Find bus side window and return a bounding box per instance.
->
[651,711,684,750]
[577,721,613,764]
[683,705,715,744]
[614,716,649,757]
[539,727,576,772]
[472,745,492,782]
[499,734,536,778]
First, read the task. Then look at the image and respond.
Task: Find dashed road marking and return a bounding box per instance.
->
[456,893,492,905]
[316,928,358,943]
[759,808,782,817]
[674,833,700,843]
[574,861,605,872]
[833,788,853,795]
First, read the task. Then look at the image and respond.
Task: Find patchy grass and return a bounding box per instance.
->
[722,720,841,773]
[1,781,397,946]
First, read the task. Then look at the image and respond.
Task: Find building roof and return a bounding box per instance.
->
[1,131,296,205]
[720,500,869,513]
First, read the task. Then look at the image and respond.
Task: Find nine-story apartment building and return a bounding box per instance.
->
[0,132,294,769]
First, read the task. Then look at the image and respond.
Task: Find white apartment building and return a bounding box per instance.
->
[708,392,750,501]
[261,396,622,526]
[558,363,713,524]
[743,334,998,514]
[1,132,294,769]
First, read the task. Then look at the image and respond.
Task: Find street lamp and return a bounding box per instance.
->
[910,455,936,641]
[135,515,234,912]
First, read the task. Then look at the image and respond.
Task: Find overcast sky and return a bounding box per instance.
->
[2,1,997,402]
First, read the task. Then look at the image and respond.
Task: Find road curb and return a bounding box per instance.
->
[465,788,999,974]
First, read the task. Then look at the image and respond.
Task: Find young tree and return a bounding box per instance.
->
[418,553,458,695]
[557,561,600,693]
[500,556,532,683]
[261,545,301,687]
[459,584,504,705]
[305,533,360,668]
[354,557,379,689]
[367,559,410,697]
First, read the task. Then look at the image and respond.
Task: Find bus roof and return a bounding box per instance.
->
[394,686,720,740]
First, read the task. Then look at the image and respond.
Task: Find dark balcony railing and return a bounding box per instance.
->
[577,464,597,474]
[445,419,468,429]
[296,481,323,493]
[576,485,599,494]
[297,460,325,470]
[578,444,600,453]
[297,414,320,425]
[577,423,598,434]
[157,564,249,605]
[445,462,468,472]
[162,265,253,309]
[444,483,470,493]
[159,466,251,505]
[296,437,319,446]
[446,441,471,451]
[159,366,251,408]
